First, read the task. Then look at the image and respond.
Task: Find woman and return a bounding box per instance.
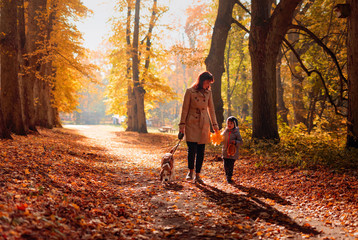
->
[179,71,219,183]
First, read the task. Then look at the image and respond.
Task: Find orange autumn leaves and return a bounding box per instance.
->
[210,131,223,146]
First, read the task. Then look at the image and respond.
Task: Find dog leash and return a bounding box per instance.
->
[171,132,184,155]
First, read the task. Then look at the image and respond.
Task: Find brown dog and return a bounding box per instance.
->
[159,151,174,182]
[160,133,183,183]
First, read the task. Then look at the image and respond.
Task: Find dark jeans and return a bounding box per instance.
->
[186,141,205,173]
[223,158,236,179]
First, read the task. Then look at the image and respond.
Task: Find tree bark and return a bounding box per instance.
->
[0,102,12,139]
[17,0,29,133]
[25,0,47,131]
[288,31,307,126]
[36,78,53,128]
[276,50,289,125]
[226,39,232,118]
[143,0,157,73]
[125,1,136,131]
[205,0,236,129]
[52,107,62,127]
[307,91,318,134]
[347,0,358,147]
[131,0,147,133]
[0,0,26,135]
[249,0,301,141]
[36,5,56,129]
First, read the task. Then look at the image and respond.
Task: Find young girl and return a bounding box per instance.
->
[222,116,243,183]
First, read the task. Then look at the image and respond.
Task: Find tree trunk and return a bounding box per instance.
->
[52,107,62,128]
[0,102,12,139]
[17,0,29,133]
[347,0,358,147]
[226,39,232,118]
[132,0,158,133]
[127,88,137,131]
[36,78,53,128]
[36,6,56,129]
[205,0,236,129]
[307,91,318,134]
[276,50,289,125]
[143,0,157,73]
[125,1,136,131]
[0,0,26,135]
[25,0,47,131]
[131,0,147,133]
[288,31,307,126]
[249,0,301,141]
[49,66,62,128]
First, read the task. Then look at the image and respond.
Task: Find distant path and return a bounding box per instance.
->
[65,125,357,240]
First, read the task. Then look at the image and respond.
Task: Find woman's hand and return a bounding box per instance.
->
[179,125,185,134]
[214,126,220,133]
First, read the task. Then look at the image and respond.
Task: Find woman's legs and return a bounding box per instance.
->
[186,141,197,170]
[195,144,205,173]
[186,142,206,180]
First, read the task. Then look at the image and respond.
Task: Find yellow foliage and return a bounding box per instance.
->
[49,1,97,112]
[105,2,177,116]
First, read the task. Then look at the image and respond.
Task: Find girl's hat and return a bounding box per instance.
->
[227,116,239,128]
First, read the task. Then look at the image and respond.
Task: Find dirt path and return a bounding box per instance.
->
[65,125,357,240]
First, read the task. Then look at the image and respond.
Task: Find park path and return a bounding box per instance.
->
[65,125,357,240]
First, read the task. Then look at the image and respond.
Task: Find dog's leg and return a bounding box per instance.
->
[172,164,175,180]
[159,169,163,182]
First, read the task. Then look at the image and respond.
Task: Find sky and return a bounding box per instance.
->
[76,0,200,51]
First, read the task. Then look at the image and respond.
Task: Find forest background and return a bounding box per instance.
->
[1,0,358,169]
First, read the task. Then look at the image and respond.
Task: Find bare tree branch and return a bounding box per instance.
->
[282,38,346,117]
[281,45,303,80]
[235,0,251,15]
[231,18,250,33]
[289,24,347,87]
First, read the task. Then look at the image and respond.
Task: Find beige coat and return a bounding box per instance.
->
[179,87,218,144]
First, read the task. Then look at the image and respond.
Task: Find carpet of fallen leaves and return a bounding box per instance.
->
[0,125,357,240]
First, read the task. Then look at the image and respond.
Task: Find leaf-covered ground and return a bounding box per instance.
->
[0,125,357,239]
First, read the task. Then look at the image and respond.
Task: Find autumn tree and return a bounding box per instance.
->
[107,0,175,131]
[205,0,237,129]
[278,0,351,138]
[279,0,345,132]
[131,0,147,132]
[249,0,302,140]
[33,0,93,127]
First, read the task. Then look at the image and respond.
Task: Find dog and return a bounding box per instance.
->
[159,132,183,183]
[160,151,175,183]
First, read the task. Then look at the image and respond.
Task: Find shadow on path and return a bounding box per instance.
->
[195,181,320,235]
[163,181,185,191]
[232,183,292,205]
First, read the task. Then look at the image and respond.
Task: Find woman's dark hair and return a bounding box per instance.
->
[191,71,214,90]
[227,116,239,128]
